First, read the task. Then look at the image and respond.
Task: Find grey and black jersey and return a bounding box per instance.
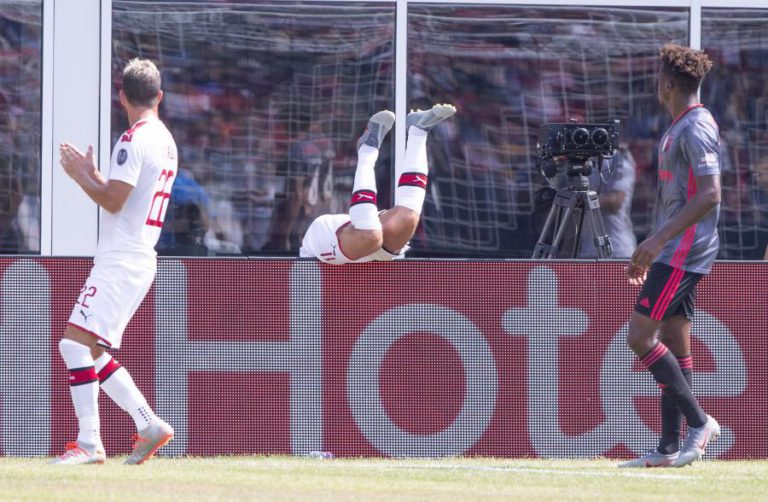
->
[653,105,721,274]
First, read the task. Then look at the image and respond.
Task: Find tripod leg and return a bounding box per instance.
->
[532,202,561,258]
[549,206,576,259]
[584,193,613,258]
[572,207,585,259]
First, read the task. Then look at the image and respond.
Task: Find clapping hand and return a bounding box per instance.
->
[60,143,97,183]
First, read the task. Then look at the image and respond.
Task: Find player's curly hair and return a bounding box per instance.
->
[659,44,713,93]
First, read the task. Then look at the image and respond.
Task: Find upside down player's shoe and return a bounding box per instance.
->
[618,449,678,468]
[406,103,457,132]
[672,414,721,467]
[357,110,396,150]
[125,418,175,465]
[50,441,106,465]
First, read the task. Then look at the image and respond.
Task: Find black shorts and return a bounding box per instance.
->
[634,262,704,321]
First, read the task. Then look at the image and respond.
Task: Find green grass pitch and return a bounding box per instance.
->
[1,456,767,501]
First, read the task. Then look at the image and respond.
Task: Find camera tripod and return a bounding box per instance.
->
[532,171,613,259]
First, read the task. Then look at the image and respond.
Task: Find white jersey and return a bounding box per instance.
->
[300,214,408,265]
[96,117,178,265]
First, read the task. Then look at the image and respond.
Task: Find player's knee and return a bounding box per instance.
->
[91,345,106,360]
[626,327,653,356]
[360,229,383,252]
[625,330,640,352]
[59,338,89,360]
[382,211,419,238]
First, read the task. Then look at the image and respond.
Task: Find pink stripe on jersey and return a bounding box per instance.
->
[651,166,700,320]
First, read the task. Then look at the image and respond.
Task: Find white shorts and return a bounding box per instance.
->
[299,214,407,265]
[67,258,156,349]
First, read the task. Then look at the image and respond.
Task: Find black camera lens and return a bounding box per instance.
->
[570,128,589,146]
[591,128,609,146]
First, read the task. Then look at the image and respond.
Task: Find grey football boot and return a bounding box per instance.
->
[406,103,457,132]
[618,449,678,468]
[357,110,396,150]
[672,414,721,467]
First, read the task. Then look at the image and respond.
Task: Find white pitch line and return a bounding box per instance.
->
[190,457,699,481]
[333,462,697,480]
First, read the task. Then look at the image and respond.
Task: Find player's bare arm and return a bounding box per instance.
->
[59,142,133,213]
[631,173,720,269]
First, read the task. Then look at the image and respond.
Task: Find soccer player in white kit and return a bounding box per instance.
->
[53,59,176,465]
[300,104,456,264]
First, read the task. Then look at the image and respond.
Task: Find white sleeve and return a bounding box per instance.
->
[109,137,143,187]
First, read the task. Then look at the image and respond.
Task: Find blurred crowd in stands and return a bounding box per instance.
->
[1,2,766,259]
[0,4,41,253]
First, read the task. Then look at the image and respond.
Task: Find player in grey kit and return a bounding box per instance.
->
[621,44,722,468]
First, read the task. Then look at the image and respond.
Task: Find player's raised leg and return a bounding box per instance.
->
[381,103,456,252]
[92,348,174,465]
[51,326,106,465]
[337,110,395,259]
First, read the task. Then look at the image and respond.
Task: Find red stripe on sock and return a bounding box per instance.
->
[350,190,377,206]
[69,366,98,386]
[642,343,669,368]
[677,355,694,370]
[398,172,428,189]
[641,343,665,367]
[97,358,122,383]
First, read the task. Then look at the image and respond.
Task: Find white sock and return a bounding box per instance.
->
[349,145,382,231]
[94,352,157,431]
[59,339,101,449]
[395,126,429,215]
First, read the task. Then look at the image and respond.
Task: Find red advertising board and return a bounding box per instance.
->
[0,258,765,459]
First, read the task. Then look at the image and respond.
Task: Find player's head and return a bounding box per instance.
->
[119,58,163,110]
[657,44,713,106]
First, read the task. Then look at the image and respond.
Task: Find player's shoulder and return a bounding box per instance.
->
[687,107,718,130]
[119,118,172,145]
[119,119,151,145]
[680,108,719,141]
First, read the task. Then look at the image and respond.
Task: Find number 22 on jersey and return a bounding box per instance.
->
[145,169,174,227]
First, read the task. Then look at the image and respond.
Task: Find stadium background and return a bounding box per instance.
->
[0,0,766,459]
